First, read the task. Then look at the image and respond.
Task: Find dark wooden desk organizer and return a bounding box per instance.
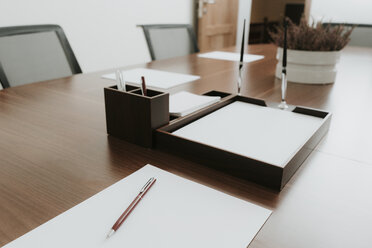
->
[156,93,332,191]
[104,85,169,148]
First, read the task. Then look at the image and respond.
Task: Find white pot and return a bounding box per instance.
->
[275,48,341,84]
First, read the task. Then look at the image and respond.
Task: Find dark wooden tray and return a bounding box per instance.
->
[155,92,331,190]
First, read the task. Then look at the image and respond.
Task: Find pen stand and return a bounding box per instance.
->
[104,85,169,148]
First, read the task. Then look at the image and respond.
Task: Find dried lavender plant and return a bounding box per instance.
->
[269,17,354,51]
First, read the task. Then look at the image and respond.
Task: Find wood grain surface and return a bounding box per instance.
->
[197,0,239,52]
[1,44,372,247]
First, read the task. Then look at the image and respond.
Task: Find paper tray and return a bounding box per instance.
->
[156,93,331,190]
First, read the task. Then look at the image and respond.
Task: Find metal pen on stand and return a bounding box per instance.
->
[278,19,289,109]
[237,19,246,95]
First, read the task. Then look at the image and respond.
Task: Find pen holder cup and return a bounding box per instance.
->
[104,85,169,148]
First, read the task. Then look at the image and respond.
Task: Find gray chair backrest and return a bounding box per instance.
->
[139,24,199,61]
[0,25,81,88]
[323,23,372,47]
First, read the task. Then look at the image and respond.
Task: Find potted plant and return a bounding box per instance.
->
[269,18,354,84]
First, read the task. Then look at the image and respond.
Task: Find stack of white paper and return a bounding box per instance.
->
[102,68,200,90]
[173,101,324,167]
[3,165,271,248]
[198,51,264,63]
[170,91,221,117]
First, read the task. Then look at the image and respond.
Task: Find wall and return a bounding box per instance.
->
[0,0,194,73]
[310,0,372,24]
[237,0,253,46]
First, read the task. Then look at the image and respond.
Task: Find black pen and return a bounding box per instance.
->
[279,19,288,109]
[237,19,246,95]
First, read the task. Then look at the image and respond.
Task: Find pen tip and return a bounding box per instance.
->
[106,229,115,239]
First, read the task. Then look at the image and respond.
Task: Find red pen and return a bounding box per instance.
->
[106,177,156,238]
[141,76,147,96]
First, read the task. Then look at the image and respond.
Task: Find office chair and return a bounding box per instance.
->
[138,24,199,61]
[323,23,372,47]
[0,25,81,88]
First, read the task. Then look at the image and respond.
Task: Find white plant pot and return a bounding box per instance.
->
[275,48,341,84]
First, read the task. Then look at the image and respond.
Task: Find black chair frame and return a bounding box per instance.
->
[0,25,81,88]
[138,24,199,61]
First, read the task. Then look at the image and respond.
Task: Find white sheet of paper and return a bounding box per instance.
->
[198,51,264,63]
[102,68,200,90]
[173,102,324,167]
[170,91,221,117]
[3,164,272,248]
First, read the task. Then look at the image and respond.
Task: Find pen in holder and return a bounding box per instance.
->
[116,70,126,91]
[278,19,289,109]
[237,19,246,95]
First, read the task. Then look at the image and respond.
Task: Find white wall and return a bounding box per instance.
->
[0,0,194,73]
[237,0,252,46]
[310,0,372,24]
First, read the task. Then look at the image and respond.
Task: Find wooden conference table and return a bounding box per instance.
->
[1,44,372,247]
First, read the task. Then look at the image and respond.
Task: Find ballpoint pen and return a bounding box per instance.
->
[141,76,147,96]
[278,19,289,109]
[106,177,156,239]
[120,71,126,91]
[237,19,246,95]
[115,70,126,91]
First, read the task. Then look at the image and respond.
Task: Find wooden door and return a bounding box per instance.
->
[197,0,239,52]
